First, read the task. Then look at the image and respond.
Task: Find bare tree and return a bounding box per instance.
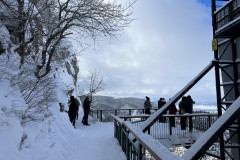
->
[0,0,135,78]
[86,69,105,96]
[0,0,135,124]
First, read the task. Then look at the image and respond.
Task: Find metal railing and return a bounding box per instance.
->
[123,113,218,139]
[112,114,180,160]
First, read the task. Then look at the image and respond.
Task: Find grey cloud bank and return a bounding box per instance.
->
[77,0,217,106]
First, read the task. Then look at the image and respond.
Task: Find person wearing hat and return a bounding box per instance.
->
[144,96,152,114]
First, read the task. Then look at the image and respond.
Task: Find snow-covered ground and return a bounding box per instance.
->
[0,107,126,160]
[0,79,126,160]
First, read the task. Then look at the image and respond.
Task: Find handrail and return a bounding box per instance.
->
[182,96,240,159]
[141,61,215,133]
[111,114,181,160]
[122,121,180,160]
[90,107,159,122]
[119,113,217,119]
[91,108,158,112]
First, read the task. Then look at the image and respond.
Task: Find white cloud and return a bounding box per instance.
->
[77,0,217,105]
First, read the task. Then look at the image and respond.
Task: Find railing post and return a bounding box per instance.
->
[97,110,99,120]
[100,110,103,122]
[114,120,117,138]
[129,110,131,115]
[208,116,211,128]
[189,115,193,132]
[115,110,117,116]
[169,117,172,135]
[126,130,130,160]
[138,144,142,160]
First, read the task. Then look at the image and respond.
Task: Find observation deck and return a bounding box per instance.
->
[215,0,240,37]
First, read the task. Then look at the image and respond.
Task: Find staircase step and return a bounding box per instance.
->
[221,101,234,104]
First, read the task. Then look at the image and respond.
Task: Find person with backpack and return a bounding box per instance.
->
[68,96,79,128]
[82,96,92,126]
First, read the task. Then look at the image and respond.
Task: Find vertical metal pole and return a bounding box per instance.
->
[211,0,225,159]
[231,36,240,159]
[231,38,239,99]
[97,110,99,120]
[100,110,102,122]
[208,116,211,128]
[169,118,172,135]
[114,120,116,138]
[126,131,130,160]
[138,144,142,160]
[115,110,117,116]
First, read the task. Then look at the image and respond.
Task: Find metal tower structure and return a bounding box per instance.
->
[212,0,240,159]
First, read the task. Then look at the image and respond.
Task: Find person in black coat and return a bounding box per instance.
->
[184,95,195,131]
[144,96,152,115]
[82,96,92,125]
[158,98,166,122]
[179,96,187,130]
[68,96,79,128]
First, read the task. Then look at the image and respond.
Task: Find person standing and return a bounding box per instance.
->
[82,96,92,125]
[184,95,195,131]
[158,98,166,122]
[68,96,79,128]
[169,99,177,127]
[179,96,187,130]
[144,96,152,114]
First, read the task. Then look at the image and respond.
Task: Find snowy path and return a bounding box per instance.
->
[62,111,126,160]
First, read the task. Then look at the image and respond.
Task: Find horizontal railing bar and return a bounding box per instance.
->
[119,113,218,119]
[110,113,124,123]
[91,108,158,112]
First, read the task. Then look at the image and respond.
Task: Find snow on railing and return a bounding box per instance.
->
[111,114,181,160]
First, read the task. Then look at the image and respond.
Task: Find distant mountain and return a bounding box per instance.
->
[90,96,157,110]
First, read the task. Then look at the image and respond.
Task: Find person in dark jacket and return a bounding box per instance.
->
[184,95,195,131]
[179,96,187,130]
[158,98,166,122]
[68,96,79,128]
[144,96,152,114]
[82,96,92,125]
[169,99,177,127]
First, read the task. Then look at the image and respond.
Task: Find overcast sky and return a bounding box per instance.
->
[76,0,220,105]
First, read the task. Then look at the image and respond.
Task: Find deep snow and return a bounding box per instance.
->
[0,80,126,160]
